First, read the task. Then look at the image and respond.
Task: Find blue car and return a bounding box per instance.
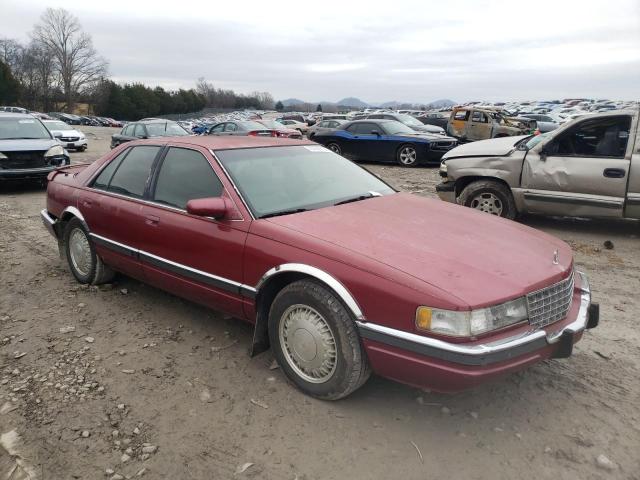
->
[312,119,457,167]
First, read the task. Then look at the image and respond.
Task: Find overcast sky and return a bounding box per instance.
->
[1,0,639,103]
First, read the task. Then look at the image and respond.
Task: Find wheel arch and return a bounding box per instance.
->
[454,175,511,198]
[250,263,364,356]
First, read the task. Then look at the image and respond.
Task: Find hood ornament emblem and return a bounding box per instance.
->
[552,250,559,265]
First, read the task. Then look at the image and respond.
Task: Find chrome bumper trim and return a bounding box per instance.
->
[357,271,593,366]
[40,209,57,238]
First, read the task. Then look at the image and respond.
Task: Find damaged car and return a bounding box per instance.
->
[42,135,598,399]
[447,107,537,142]
[437,109,640,220]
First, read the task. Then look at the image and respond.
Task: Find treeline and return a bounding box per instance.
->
[0,8,277,119]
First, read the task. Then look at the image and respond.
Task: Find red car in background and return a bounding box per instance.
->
[41,136,599,399]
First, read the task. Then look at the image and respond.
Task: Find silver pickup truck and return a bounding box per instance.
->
[436,108,640,220]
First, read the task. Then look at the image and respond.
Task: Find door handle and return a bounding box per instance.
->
[145,215,160,226]
[603,168,626,178]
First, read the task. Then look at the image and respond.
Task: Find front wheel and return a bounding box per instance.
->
[458,179,517,219]
[268,280,370,400]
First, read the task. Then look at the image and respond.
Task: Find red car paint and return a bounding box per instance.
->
[43,136,596,393]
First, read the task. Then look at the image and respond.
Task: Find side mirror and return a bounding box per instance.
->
[186,197,228,219]
[371,130,381,136]
[53,132,62,138]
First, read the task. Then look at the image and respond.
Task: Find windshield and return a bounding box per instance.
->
[396,114,422,127]
[258,120,285,129]
[45,121,73,131]
[146,122,189,137]
[524,132,551,150]
[216,145,395,218]
[0,117,51,140]
[239,121,271,130]
[382,121,416,135]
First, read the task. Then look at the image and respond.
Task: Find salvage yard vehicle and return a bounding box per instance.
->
[278,119,310,135]
[436,109,640,220]
[111,119,189,148]
[366,112,446,135]
[447,107,536,141]
[42,120,88,151]
[0,112,70,181]
[256,120,303,139]
[207,120,278,137]
[306,118,347,139]
[41,135,598,399]
[313,119,457,166]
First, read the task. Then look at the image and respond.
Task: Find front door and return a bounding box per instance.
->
[139,145,249,317]
[468,111,492,141]
[521,115,633,217]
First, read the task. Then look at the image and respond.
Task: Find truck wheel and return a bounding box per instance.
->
[458,180,517,219]
[397,144,418,167]
[63,218,115,285]
[268,279,371,400]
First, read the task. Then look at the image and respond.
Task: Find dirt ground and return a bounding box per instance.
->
[1,126,639,480]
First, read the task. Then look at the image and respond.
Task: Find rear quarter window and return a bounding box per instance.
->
[106,146,161,198]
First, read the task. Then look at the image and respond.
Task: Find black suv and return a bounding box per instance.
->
[0,113,70,182]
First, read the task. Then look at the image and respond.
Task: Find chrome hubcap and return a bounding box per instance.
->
[278,304,337,383]
[470,192,503,215]
[69,228,92,276]
[399,147,417,165]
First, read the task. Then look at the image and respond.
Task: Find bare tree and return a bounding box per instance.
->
[32,8,107,111]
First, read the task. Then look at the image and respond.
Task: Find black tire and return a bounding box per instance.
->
[326,142,342,155]
[63,218,115,285]
[458,179,517,219]
[396,144,419,167]
[268,279,371,400]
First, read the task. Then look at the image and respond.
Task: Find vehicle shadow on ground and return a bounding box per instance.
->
[0,181,46,195]
[519,214,639,238]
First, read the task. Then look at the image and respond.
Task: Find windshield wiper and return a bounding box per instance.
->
[259,208,309,219]
[334,191,381,206]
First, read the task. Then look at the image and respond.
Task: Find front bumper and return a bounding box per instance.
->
[60,139,87,150]
[0,166,58,180]
[435,180,456,203]
[358,271,598,392]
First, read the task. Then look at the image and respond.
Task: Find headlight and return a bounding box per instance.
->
[439,162,447,175]
[44,145,64,157]
[416,297,528,337]
[0,152,7,160]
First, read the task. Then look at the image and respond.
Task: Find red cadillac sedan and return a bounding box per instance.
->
[41,136,599,399]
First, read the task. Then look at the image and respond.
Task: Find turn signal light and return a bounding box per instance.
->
[415,307,432,330]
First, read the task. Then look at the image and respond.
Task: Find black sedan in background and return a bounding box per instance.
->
[207,120,277,137]
[312,120,457,167]
[0,112,70,182]
[111,119,189,148]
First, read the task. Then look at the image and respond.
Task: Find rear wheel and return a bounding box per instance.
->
[326,142,342,155]
[458,179,517,219]
[397,144,418,167]
[63,218,115,284]
[268,280,370,400]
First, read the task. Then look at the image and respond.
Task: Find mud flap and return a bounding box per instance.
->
[553,330,575,359]
[587,303,600,329]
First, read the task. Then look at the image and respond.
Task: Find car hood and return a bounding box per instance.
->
[265,193,572,308]
[0,138,57,152]
[443,135,529,159]
[411,124,445,134]
[49,129,83,137]
[396,132,456,142]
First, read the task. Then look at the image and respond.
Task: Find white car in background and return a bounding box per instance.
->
[42,120,88,151]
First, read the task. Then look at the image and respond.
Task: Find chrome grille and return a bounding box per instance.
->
[60,136,79,142]
[526,272,574,329]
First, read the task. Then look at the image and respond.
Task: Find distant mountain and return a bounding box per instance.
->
[280,98,306,107]
[378,101,402,108]
[427,99,456,108]
[336,97,370,108]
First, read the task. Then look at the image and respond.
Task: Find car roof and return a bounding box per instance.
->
[0,112,38,119]
[123,136,315,150]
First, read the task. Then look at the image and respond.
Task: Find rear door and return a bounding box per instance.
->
[80,145,163,278]
[139,146,250,317]
[521,115,633,217]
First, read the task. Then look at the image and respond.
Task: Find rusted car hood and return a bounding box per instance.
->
[443,135,528,159]
[265,192,572,308]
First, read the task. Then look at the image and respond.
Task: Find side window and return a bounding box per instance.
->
[210,123,225,133]
[92,150,128,190]
[357,123,377,134]
[124,124,135,136]
[346,123,359,133]
[225,123,238,132]
[108,146,160,198]
[368,115,382,119]
[153,148,224,209]
[453,110,470,121]
[471,111,488,123]
[553,116,631,158]
[133,124,146,138]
